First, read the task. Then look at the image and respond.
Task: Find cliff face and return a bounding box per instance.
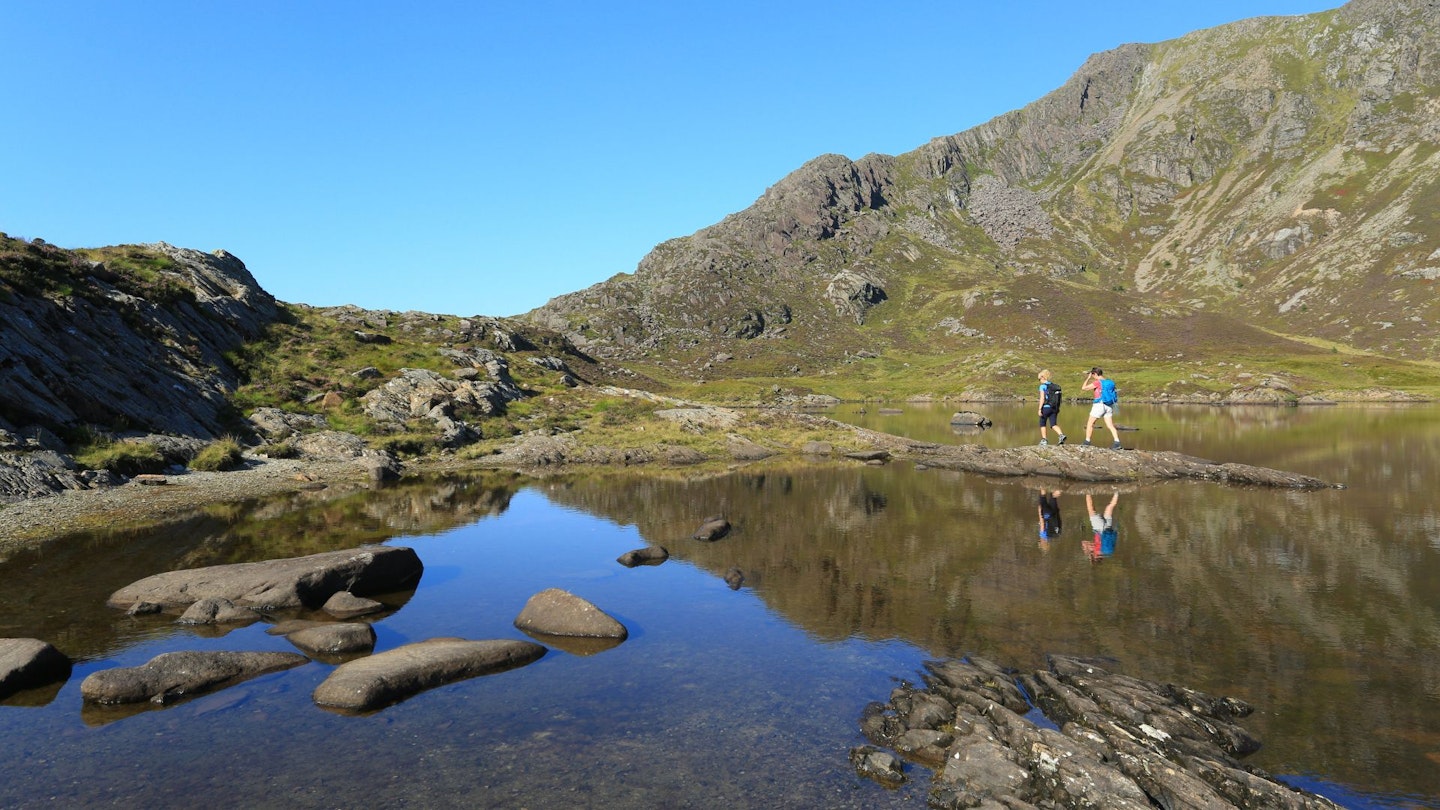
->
[0,237,278,442]
[525,0,1440,370]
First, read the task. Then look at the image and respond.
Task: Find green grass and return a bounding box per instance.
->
[190,438,246,471]
[74,440,166,476]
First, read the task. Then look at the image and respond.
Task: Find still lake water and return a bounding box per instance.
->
[2,402,1439,808]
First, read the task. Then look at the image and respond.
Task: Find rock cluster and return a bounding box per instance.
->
[857,655,1341,809]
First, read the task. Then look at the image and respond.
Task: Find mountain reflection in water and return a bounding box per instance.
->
[1,404,1438,809]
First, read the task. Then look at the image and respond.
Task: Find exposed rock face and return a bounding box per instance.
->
[106,545,425,612]
[513,589,628,639]
[525,0,1440,367]
[312,638,546,711]
[0,238,277,440]
[360,367,523,446]
[0,638,73,699]
[248,408,329,441]
[80,650,307,705]
[859,655,1342,809]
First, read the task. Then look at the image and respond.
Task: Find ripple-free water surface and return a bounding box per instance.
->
[2,403,1439,808]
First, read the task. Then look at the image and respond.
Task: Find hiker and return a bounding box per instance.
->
[1037,488,1063,549]
[1081,367,1122,449]
[1036,369,1067,445]
[1085,491,1119,561]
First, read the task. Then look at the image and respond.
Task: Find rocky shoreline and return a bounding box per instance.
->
[0,402,1342,553]
[856,655,1343,808]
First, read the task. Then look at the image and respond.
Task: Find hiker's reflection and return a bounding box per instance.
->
[1037,489,1063,550]
[1086,492,1118,561]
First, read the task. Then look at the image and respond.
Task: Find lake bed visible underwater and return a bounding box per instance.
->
[2,402,1439,808]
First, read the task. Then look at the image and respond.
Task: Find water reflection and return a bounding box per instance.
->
[1084,491,1118,562]
[1,406,1439,807]
[1037,487,1063,549]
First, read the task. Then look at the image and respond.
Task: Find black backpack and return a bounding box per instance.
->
[1043,382,1063,410]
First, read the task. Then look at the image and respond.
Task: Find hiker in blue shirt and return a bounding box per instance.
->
[1036,369,1067,446]
[1081,367,1122,450]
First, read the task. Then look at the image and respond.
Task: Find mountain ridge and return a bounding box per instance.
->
[523,0,1440,388]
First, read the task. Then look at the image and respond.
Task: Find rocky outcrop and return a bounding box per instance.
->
[513,589,628,640]
[312,638,546,711]
[80,650,307,705]
[106,545,425,612]
[859,655,1341,809]
[247,408,329,441]
[361,367,523,447]
[0,238,277,441]
[0,638,73,699]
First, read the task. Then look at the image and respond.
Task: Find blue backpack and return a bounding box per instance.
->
[1100,378,1118,405]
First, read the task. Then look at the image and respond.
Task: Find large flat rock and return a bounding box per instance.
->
[80,650,309,705]
[0,638,73,699]
[106,545,423,611]
[313,637,546,712]
[912,444,1334,488]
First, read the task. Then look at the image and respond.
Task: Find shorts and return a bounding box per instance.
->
[1089,402,1114,419]
[1038,409,1058,428]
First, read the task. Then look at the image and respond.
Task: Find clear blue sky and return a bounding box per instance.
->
[1,1,1339,318]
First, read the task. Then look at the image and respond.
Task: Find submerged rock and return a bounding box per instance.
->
[724,567,745,590]
[616,546,669,567]
[106,545,424,612]
[692,517,731,541]
[861,654,1341,809]
[313,638,545,711]
[80,650,308,705]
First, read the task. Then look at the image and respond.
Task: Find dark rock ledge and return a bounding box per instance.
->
[856,655,1341,809]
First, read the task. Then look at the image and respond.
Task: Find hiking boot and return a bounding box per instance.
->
[1111,441,1123,450]
[1082,439,1092,446]
[1039,439,1048,446]
[1057,433,1067,445]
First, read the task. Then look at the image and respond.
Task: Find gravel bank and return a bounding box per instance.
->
[0,457,377,552]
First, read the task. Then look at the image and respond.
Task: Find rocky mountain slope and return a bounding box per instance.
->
[0,236,277,441]
[0,236,620,502]
[524,0,1440,383]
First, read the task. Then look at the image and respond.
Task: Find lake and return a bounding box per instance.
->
[1,402,1438,809]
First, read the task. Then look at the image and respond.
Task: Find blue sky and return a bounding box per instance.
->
[2,1,1339,318]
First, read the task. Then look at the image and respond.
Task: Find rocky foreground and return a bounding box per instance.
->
[857,655,1341,809]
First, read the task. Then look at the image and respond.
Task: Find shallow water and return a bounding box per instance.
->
[2,403,1439,808]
